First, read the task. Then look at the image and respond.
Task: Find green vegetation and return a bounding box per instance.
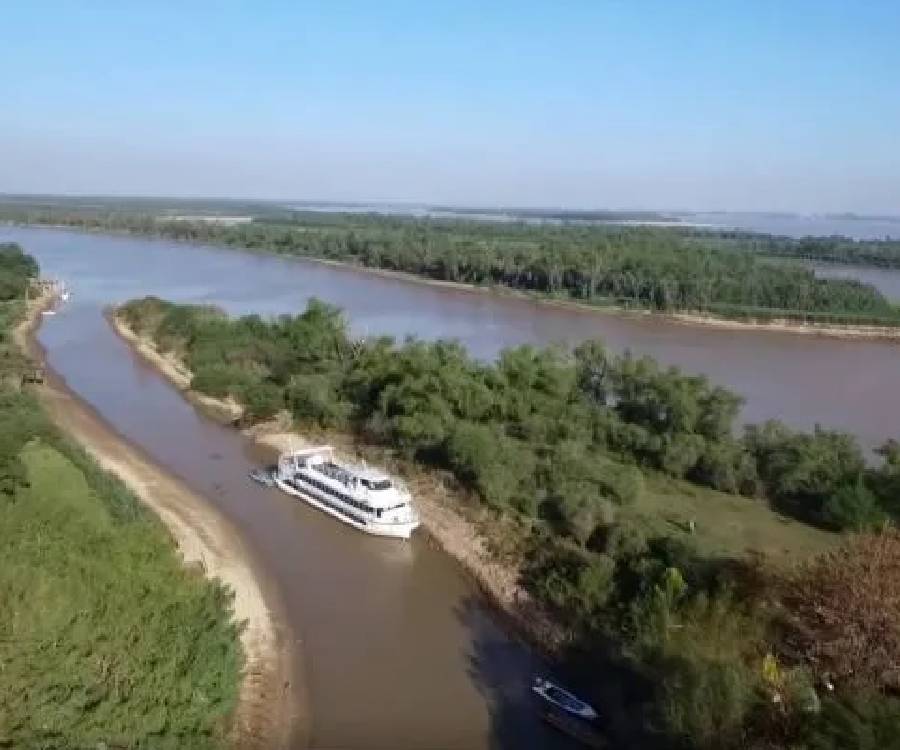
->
[710,231,900,269]
[0,245,241,749]
[119,294,900,749]
[6,204,900,324]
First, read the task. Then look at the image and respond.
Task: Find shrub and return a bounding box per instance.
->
[239,381,284,422]
[781,529,900,688]
[822,481,886,532]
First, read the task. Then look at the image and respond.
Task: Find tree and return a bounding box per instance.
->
[822,480,886,532]
[781,530,900,688]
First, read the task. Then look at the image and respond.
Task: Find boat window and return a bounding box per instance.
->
[362,478,392,491]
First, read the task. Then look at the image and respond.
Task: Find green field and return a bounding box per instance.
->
[0,242,242,749]
[0,441,240,748]
[627,472,837,565]
[0,439,241,749]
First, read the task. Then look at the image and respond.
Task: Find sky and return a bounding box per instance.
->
[1,1,898,214]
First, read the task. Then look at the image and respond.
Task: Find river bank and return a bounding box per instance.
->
[12,220,900,341]
[308,256,900,341]
[16,293,300,750]
[109,309,568,657]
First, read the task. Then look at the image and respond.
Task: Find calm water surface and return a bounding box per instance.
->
[6,225,899,450]
[5,224,581,749]
[813,262,900,301]
[4,224,900,748]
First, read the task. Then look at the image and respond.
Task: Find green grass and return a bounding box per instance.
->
[0,442,241,750]
[624,472,838,565]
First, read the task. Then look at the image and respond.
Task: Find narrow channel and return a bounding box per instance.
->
[8,223,900,748]
[11,225,576,747]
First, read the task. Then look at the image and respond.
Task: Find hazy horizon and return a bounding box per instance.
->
[3,3,898,215]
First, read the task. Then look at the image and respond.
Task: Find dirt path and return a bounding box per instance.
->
[16,294,302,750]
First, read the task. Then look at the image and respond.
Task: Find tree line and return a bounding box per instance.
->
[120,294,900,749]
[6,205,900,324]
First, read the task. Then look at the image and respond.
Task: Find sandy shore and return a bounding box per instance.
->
[271,256,900,342]
[669,312,900,340]
[17,295,300,749]
[112,311,566,654]
[17,221,900,341]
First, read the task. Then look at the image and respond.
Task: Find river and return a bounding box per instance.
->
[6,224,586,749]
[4,224,900,748]
[6,225,900,451]
[812,261,900,301]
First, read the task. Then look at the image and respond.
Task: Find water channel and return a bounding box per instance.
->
[5,224,900,748]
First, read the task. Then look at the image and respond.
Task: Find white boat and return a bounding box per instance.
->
[532,677,598,722]
[274,446,420,539]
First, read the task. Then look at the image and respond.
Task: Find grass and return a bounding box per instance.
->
[0,440,241,749]
[623,471,838,565]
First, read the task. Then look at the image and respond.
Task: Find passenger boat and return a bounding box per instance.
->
[274,446,420,539]
[532,677,598,721]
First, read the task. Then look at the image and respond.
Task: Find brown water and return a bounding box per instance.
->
[8,225,900,450]
[4,224,900,748]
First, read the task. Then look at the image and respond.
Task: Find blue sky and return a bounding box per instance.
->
[2,1,898,212]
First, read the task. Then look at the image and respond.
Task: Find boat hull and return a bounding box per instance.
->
[274,476,418,539]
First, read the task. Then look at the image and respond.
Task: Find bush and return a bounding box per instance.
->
[781,530,900,688]
[822,481,886,531]
[286,373,349,428]
[801,692,900,750]
[528,542,617,627]
[660,655,759,749]
[239,381,284,422]
[444,422,535,510]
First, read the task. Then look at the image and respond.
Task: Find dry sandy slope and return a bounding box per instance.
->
[17,295,300,750]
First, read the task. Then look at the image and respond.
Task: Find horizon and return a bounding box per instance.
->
[3,192,900,221]
[3,2,899,214]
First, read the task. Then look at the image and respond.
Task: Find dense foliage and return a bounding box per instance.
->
[781,531,900,689]
[120,294,900,749]
[6,205,900,322]
[710,231,900,269]
[0,246,241,749]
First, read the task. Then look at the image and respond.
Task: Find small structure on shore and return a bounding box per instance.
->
[21,364,45,386]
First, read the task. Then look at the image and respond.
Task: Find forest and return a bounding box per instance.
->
[0,245,241,749]
[119,294,900,750]
[4,203,900,324]
[704,231,900,269]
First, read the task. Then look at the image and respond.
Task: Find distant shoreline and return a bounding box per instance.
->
[10,220,900,341]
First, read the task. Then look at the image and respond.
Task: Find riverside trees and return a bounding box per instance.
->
[11,205,900,323]
[119,295,900,748]
[119,295,900,536]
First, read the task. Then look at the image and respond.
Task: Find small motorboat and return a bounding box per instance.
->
[249,467,275,486]
[41,309,57,316]
[532,677,598,722]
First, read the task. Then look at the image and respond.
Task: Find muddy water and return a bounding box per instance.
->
[7,225,900,450]
[812,261,900,301]
[5,224,900,748]
[5,225,578,748]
